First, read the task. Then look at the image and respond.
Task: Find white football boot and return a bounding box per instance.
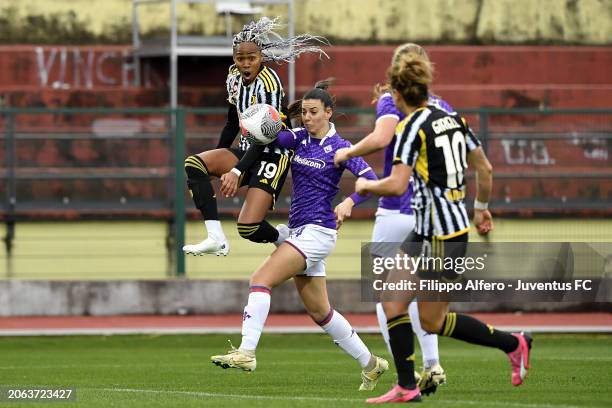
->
[182,237,229,256]
[359,355,389,391]
[211,342,256,372]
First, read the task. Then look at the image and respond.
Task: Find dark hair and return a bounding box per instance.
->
[287,99,302,124]
[302,77,335,109]
[387,52,432,107]
[286,78,336,126]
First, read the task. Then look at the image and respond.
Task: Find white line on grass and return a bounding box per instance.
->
[2,356,611,372]
[88,387,586,408]
[2,325,610,336]
[0,361,337,370]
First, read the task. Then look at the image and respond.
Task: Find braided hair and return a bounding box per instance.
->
[232,17,329,63]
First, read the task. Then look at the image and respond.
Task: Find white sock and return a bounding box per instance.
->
[408,300,439,368]
[239,288,271,351]
[376,302,393,356]
[205,220,226,241]
[319,309,371,368]
[274,233,285,246]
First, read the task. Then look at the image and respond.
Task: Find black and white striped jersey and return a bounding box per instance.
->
[226,64,288,154]
[393,106,481,239]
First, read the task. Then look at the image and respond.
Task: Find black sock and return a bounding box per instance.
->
[184,155,218,220]
[237,221,279,243]
[441,312,519,353]
[387,314,416,389]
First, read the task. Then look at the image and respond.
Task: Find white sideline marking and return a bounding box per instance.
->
[86,387,584,408]
[1,355,611,371]
[0,325,610,336]
[2,355,610,372]
[0,361,340,370]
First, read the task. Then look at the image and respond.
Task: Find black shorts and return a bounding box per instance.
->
[228,148,292,209]
[401,232,469,282]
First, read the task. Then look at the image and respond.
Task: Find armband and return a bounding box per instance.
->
[474,200,488,210]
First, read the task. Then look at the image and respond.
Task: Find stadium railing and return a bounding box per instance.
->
[1,107,611,276]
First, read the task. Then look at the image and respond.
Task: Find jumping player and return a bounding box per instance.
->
[211,82,389,391]
[354,50,531,403]
[183,17,327,256]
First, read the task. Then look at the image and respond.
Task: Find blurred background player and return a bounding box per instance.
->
[354,51,531,403]
[211,81,389,391]
[182,17,327,256]
[334,43,450,395]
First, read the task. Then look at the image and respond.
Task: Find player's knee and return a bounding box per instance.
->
[249,268,280,289]
[420,313,445,334]
[184,155,209,179]
[249,276,270,289]
[307,308,331,324]
[382,302,408,319]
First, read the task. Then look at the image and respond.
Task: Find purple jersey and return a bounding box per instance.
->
[375,92,454,214]
[276,123,376,229]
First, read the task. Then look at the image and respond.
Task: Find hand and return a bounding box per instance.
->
[473,209,494,235]
[333,147,351,167]
[334,198,354,230]
[355,177,370,196]
[220,171,240,197]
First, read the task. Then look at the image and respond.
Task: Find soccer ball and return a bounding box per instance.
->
[240,103,283,145]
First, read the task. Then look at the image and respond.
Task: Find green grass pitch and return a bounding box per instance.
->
[1,333,611,407]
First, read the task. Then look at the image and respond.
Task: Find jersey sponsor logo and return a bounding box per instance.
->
[293,155,325,169]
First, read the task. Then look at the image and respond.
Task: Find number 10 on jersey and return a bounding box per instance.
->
[435,131,468,189]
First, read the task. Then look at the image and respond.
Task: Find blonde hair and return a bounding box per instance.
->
[372,43,432,103]
[392,43,429,65]
[387,51,433,107]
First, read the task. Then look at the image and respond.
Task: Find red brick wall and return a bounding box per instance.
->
[1,45,610,109]
[1,45,609,216]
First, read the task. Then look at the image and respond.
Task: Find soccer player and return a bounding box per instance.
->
[182,17,327,256]
[334,43,450,395]
[354,51,532,403]
[211,82,389,391]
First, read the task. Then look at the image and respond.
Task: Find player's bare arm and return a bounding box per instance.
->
[356,163,411,197]
[334,117,398,166]
[467,146,494,234]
